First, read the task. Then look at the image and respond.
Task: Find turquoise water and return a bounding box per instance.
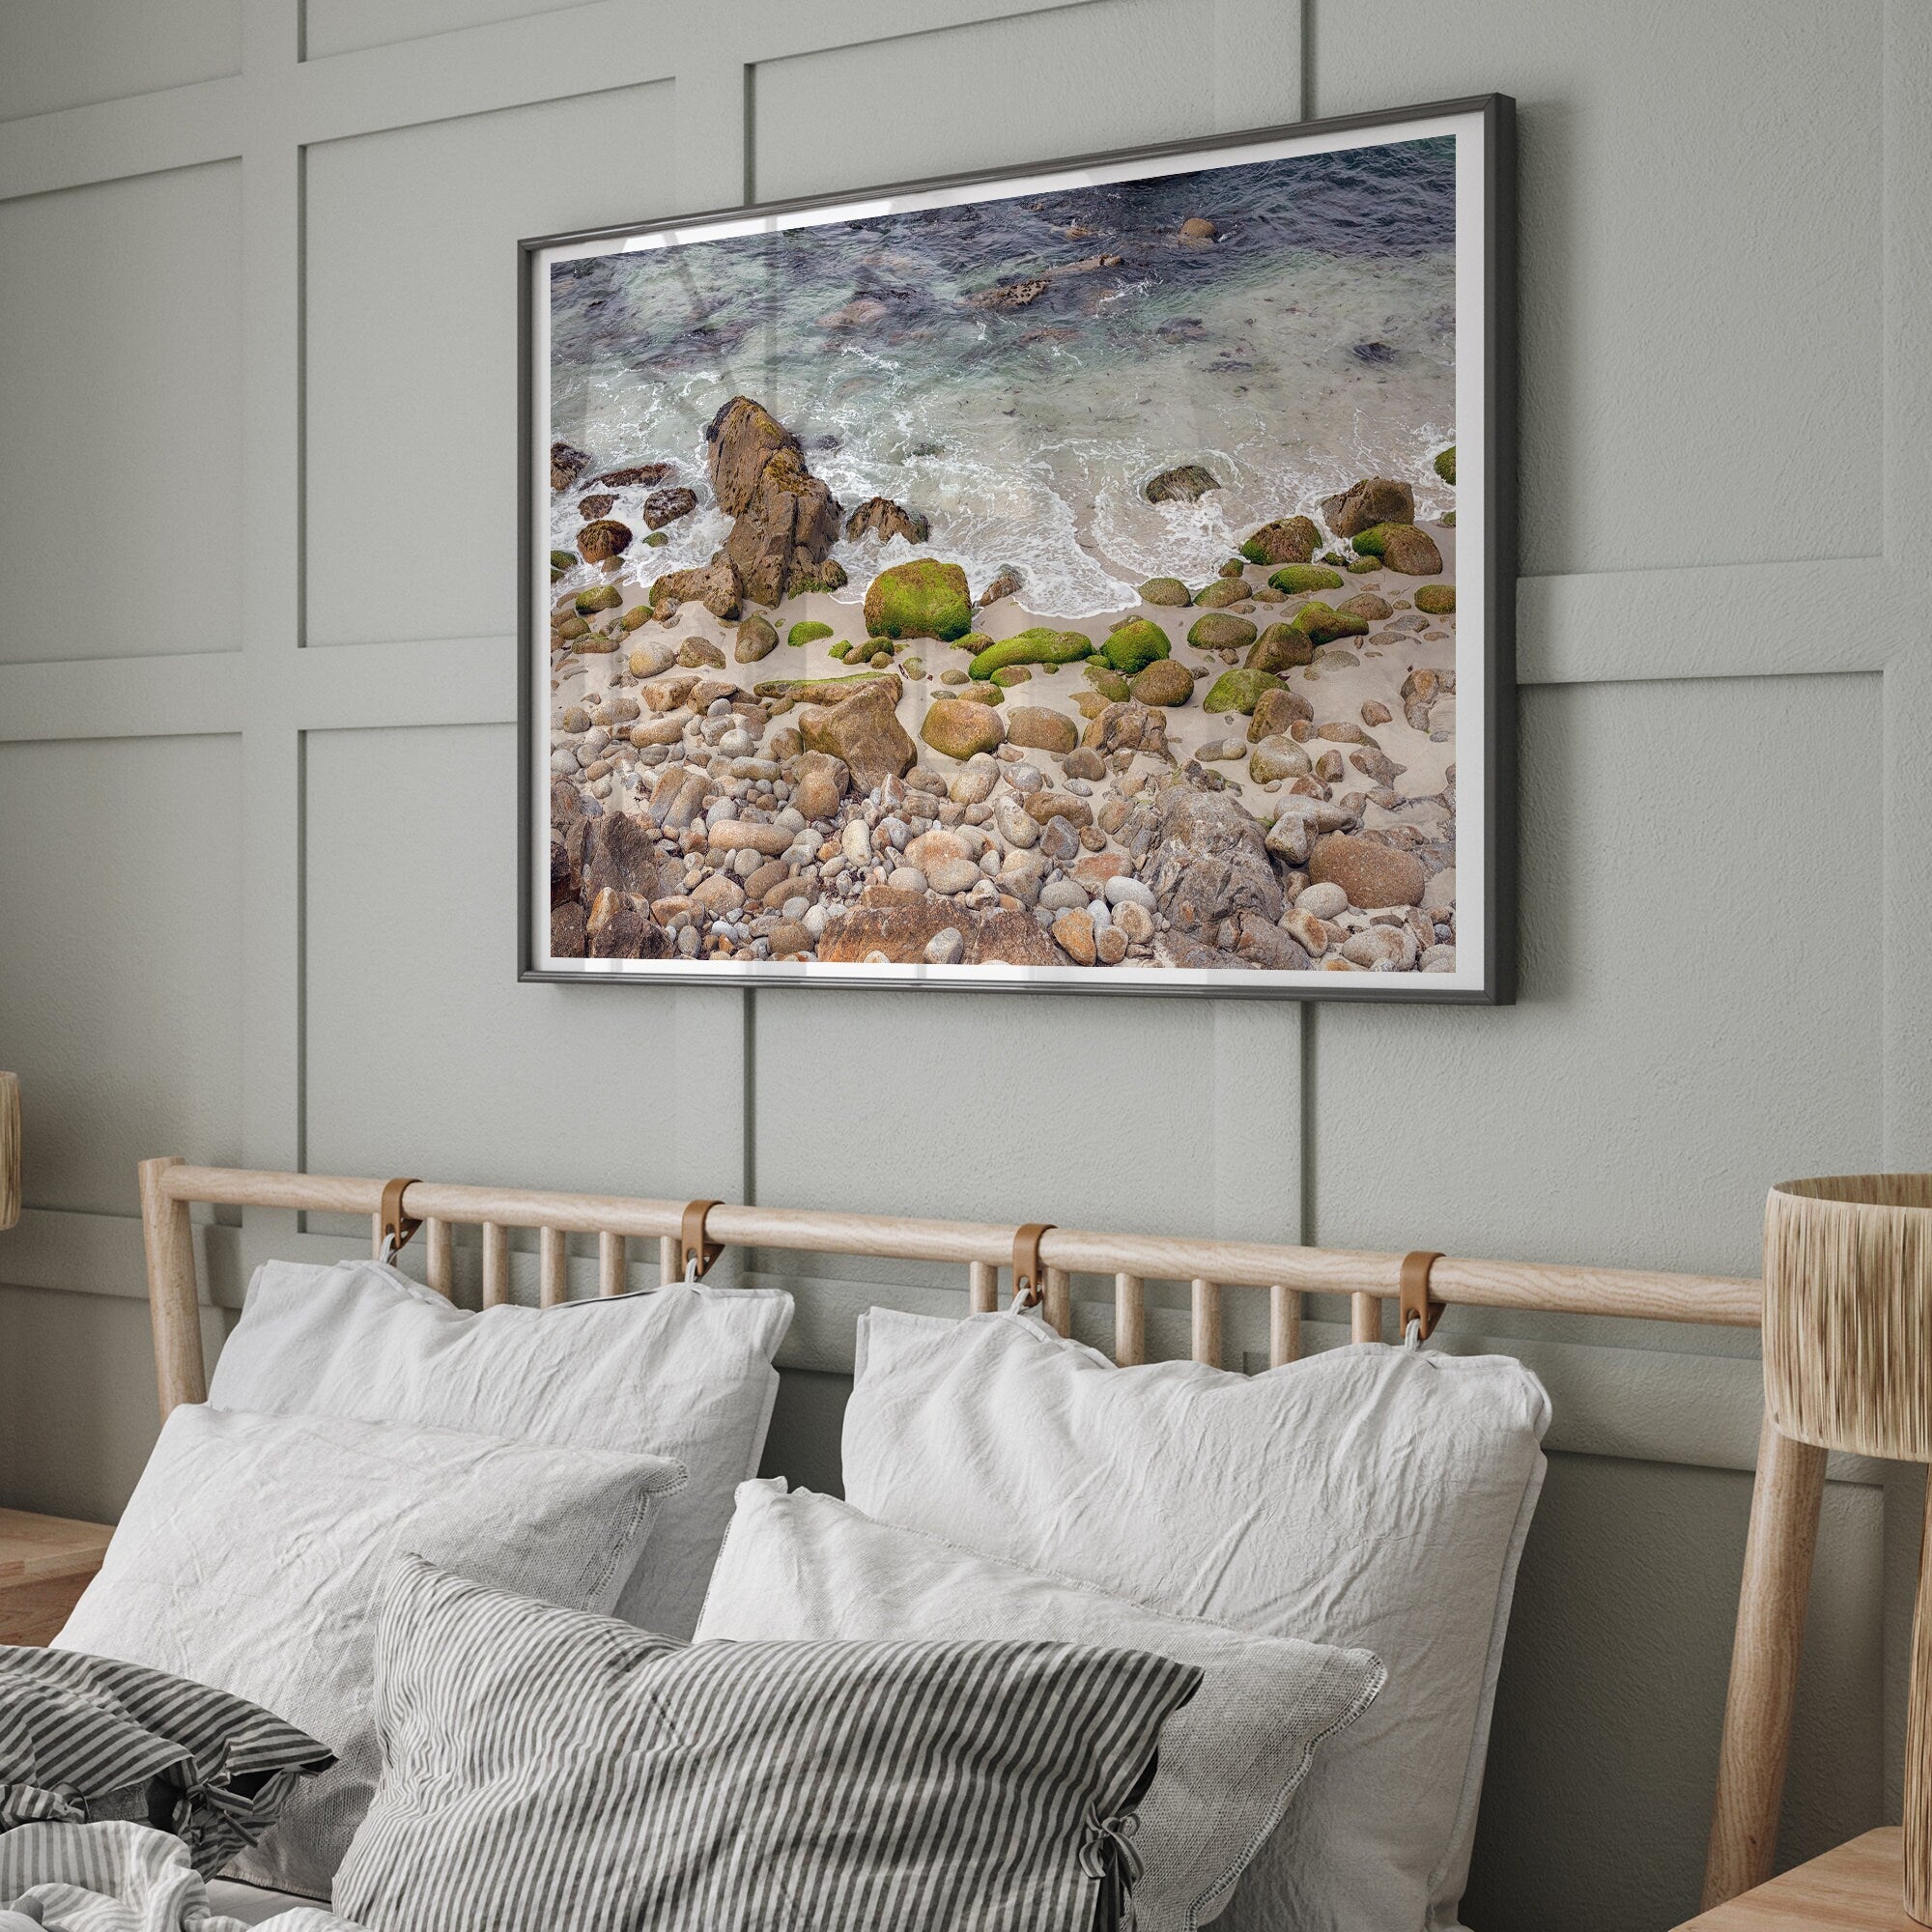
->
[550,136,1456,615]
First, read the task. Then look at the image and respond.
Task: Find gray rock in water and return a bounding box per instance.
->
[1143,463,1221,504]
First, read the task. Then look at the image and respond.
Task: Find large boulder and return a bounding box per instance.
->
[651,555,742,620]
[577,519,632,563]
[584,886,671,959]
[641,486,696,529]
[1122,773,1282,935]
[865,559,974,640]
[1308,833,1426,908]
[817,901,1060,966]
[798,676,916,788]
[1004,705,1078,753]
[550,441,590,492]
[1320,476,1415,538]
[565,810,663,905]
[704,396,843,606]
[1238,517,1321,566]
[844,496,930,545]
[921,697,1007,760]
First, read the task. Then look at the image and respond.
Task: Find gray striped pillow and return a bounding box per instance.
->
[336,1555,1202,1932]
[0,1648,333,1876]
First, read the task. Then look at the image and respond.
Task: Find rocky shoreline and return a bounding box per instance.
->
[547,396,1459,977]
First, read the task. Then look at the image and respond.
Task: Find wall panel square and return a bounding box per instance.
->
[0,0,240,124]
[0,734,243,1215]
[1313,0,1883,577]
[303,723,742,1199]
[304,0,592,61]
[0,163,242,664]
[303,83,673,650]
[752,0,1253,204]
[1308,672,1884,1276]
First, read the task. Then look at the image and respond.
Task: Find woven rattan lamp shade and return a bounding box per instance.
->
[0,1074,17,1232]
[1764,1175,1932,1459]
[1763,1174,1932,1923]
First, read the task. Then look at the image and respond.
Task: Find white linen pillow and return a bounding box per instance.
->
[206,1256,792,1639]
[695,1478,1386,1932]
[54,1405,682,1903]
[841,1309,1551,1932]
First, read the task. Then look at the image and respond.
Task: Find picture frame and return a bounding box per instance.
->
[521,93,1515,1001]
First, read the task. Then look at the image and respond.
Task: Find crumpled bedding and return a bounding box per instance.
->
[0,1823,362,1932]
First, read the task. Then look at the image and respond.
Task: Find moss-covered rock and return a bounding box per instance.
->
[578,520,632,563]
[1138,577,1192,608]
[1350,523,1398,557]
[574,583,623,614]
[1185,612,1259,650]
[788,620,833,647]
[1435,445,1456,486]
[863,559,973,640]
[1203,668,1285,715]
[1414,583,1456,614]
[1380,526,1444,574]
[1291,601,1371,645]
[1238,516,1321,566]
[1266,564,1344,595]
[753,670,897,703]
[1097,619,1172,675]
[1084,663,1131,701]
[620,603,651,632]
[1347,555,1381,574]
[1193,577,1251,610]
[1442,509,1457,527]
[955,681,1004,705]
[1218,557,1247,578]
[549,550,576,572]
[991,665,1032,686]
[968,628,1094,680]
[951,630,993,654]
[1247,624,1314,672]
[829,640,852,660]
[643,531,669,548]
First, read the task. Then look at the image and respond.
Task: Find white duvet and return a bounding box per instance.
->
[0,1826,362,1932]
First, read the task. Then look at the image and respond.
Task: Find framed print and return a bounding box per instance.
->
[522,94,1515,1000]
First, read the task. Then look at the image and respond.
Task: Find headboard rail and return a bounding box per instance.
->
[133,1152,1804,1911]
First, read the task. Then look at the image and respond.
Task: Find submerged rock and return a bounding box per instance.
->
[1143,464,1220,504]
[593,463,674,489]
[550,441,590,492]
[577,519,632,563]
[977,565,1023,607]
[844,496,930,546]
[642,486,697,530]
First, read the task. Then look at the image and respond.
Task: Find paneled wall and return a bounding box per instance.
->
[1,5,1924,1925]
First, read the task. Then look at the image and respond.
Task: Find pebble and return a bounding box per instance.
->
[1094,925,1128,965]
[1007,762,1045,794]
[1038,879,1089,912]
[924,927,965,966]
[1104,876,1156,911]
[1051,909,1097,965]
[1112,900,1154,945]
[927,857,982,895]
[1296,882,1350,919]
[841,820,870,866]
[889,866,928,895]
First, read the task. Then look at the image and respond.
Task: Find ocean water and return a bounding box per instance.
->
[549,137,1456,616]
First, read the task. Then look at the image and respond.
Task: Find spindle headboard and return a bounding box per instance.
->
[136,1154,1808,1915]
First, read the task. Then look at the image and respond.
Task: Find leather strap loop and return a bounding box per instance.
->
[1011,1223,1055,1311]
[379,1178,422,1261]
[681,1200,724,1280]
[1399,1249,1444,1343]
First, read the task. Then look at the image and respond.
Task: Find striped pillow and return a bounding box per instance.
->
[0,1648,333,1876]
[336,1555,1202,1932]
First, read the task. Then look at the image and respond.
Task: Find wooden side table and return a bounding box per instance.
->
[1677,1831,1915,1930]
[0,1507,112,1645]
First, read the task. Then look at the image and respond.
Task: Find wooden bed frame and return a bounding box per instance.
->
[137,1154,1829,1914]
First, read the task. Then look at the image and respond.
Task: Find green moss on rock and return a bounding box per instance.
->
[1193,577,1251,610]
[1084,663,1131,701]
[829,640,852,660]
[1435,445,1456,485]
[788,620,834,647]
[574,583,623,614]
[991,665,1033,686]
[1185,612,1259,649]
[862,559,972,640]
[1291,601,1371,645]
[1203,668,1285,715]
[1238,516,1321,566]
[1138,577,1192,608]
[549,550,576,572]
[1097,619,1172,675]
[967,628,1094,679]
[1266,564,1344,594]
[1414,583,1456,614]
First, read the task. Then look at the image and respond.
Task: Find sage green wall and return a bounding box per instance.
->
[1,4,1925,1927]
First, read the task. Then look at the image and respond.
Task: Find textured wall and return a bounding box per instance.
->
[0,4,1925,1925]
